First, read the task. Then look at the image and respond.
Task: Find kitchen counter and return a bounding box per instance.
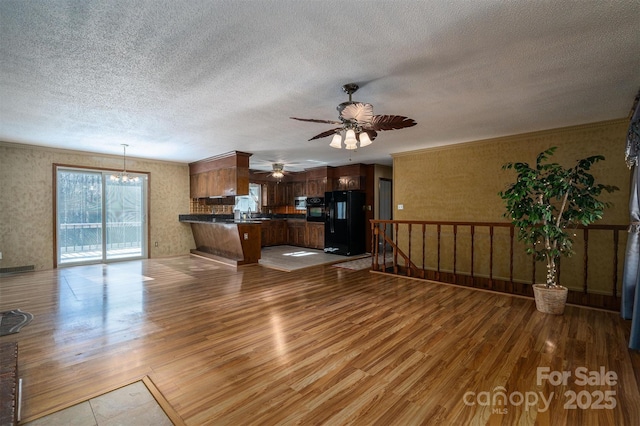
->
[179,215,261,266]
[179,213,325,262]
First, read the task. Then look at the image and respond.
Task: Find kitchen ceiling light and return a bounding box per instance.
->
[111,144,139,183]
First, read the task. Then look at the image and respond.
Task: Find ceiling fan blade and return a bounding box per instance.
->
[290,117,342,125]
[308,128,342,141]
[340,103,373,123]
[366,115,417,131]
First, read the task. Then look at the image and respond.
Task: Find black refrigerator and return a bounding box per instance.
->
[324,190,366,256]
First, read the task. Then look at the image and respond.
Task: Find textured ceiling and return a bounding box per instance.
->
[1,0,639,171]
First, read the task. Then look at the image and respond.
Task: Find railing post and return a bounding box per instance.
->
[422,224,426,279]
[453,224,457,283]
[613,229,619,298]
[489,225,494,289]
[509,226,514,293]
[394,223,399,274]
[408,224,412,277]
[583,228,589,294]
[436,224,441,280]
[470,225,475,285]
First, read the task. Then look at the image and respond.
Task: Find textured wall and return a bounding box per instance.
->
[393,119,629,223]
[391,119,631,293]
[0,142,195,270]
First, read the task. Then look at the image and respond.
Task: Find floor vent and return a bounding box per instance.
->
[0,265,35,275]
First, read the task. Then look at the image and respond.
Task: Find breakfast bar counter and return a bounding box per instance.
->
[179,215,261,266]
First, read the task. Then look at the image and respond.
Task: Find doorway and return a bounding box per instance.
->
[55,166,148,266]
[378,178,393,251]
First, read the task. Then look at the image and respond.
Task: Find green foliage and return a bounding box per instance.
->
[499,147,619,287]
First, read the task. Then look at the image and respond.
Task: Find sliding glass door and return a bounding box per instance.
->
[56,167,147,265]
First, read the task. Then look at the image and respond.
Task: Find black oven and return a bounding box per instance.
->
[306,196,325,222]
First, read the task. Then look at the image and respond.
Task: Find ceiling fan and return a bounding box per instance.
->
[252,163,289,181]
[290,83,417,150]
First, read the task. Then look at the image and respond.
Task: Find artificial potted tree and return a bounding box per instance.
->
[499,147,618,314]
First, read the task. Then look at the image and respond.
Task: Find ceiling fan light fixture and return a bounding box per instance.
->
[271,163,285,179]
[291,82,416,151]
[358,132,372,147]
[329,133,342,149]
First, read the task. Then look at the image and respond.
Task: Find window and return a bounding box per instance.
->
[55,166,148,265]
[234,183,261,214]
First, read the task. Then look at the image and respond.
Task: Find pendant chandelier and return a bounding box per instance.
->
[111,144,139,182]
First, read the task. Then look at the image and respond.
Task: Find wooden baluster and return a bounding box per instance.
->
[470,225,475,285]
[371,221,376,270]
[372,224,379,271]
[394,223,399,274]
[532,246,536,285]
[489,226,494,289]
[509,226,514,293]
[383,222,388,271]
[437,224,441,280]
[557,257,561,289]
[453,224,457,283]
[408,224,412,277]
[422,224,426,279]
[613,229,619,298]
[583,228,589,294]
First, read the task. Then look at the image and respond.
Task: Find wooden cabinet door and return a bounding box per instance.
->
[307,178,327,197]
[306,223,324,249]
[274,182,286,206]
[293,181,306,197]
[276,220,287,245]
[261,222,270,247]
[286,221,305,246]
[335,176,362,191]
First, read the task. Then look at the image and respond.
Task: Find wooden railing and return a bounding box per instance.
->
[370,220,628,311]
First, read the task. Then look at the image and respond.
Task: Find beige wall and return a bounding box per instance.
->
[391,119,631,293]
[0,142,195,271]
[393,119,629,224]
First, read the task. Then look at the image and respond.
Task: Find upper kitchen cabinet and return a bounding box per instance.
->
[332,164,367,191]
[306,166,331,197]
[189,151,251,198]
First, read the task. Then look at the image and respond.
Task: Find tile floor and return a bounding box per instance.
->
[258,245,369,271]
[23,381,173,426]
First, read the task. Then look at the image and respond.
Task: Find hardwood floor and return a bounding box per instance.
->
[1,255,639,425]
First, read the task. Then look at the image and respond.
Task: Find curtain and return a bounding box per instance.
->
[622,92,640,350]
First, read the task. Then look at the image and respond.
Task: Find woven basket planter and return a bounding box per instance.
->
[532,284,568,315]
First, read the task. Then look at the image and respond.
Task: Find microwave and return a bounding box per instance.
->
[294,196,306,210]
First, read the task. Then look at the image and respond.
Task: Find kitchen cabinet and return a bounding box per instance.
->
[261,181,291,207]
[261,220,287,247]
[334,176,364,191]
[306,222,324,250]
[287,220,307,246]
[275,182,288,206]
[306,178,327,197]
[292,181,306,198]
[189,151,251,198]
